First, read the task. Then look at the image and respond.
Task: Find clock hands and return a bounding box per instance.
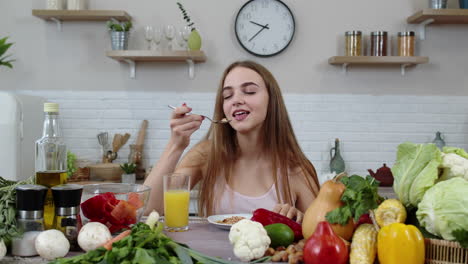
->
[249,21,270,30]
[249,23,269,42]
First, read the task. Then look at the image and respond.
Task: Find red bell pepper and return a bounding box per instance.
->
[251,208,303,241]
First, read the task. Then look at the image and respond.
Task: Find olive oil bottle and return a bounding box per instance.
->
[35,103,67,229]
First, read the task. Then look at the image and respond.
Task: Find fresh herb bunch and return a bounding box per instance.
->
[0,176,35,246]
[67,151,77,179]
[452,229,468,249]
[120,163,137,174]
[326,174,383,225]
[177,2,195,31]
[106,20,132,32]
[0,37,14,68]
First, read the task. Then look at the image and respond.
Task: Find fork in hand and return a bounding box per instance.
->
[167,105,231,124]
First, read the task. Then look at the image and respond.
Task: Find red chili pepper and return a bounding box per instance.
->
[251,208,303,241]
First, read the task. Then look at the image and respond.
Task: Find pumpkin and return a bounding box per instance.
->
[302,173,355,241]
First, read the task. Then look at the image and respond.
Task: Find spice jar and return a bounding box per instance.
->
[345,31,362,56]
[52,184,83,251]
[398,31,415,56]
[370,31,388,56]
[11,184,48,257]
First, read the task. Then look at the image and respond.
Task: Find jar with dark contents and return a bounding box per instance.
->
[370,31,388,56]
[398,31,415,56]
[52,184,83,251]
[345,31,362,56]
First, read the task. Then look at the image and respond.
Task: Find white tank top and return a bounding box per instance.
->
[214,183,281,215]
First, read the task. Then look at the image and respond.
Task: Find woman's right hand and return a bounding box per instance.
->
[169,103,204,150]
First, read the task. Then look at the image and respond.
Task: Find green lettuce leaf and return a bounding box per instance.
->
[417,177,468,241]
[391,142,441,208]
[443,146,468,159]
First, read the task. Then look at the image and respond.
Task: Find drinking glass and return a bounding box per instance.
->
[163,173,190,232]
[153,26,162,51]
[164,25,175,51]
[144,25,154,50]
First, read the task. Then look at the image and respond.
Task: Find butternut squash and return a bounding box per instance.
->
[302,173,355,241]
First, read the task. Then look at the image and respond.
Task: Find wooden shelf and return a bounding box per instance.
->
[106,50,207,62]
[106,50,207,79]
[407,9,468,24]
[329,56,429,65]
[328,56,429,75]
[32,9,131,21]
[407,9,468,39]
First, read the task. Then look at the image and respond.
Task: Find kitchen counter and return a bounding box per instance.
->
[1,217,240,264]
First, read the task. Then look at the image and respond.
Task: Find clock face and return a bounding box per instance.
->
[235,0,295,57]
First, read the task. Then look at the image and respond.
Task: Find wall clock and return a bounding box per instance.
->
[234,0,295,57]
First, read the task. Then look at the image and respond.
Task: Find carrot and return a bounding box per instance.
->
[102,229,132,250]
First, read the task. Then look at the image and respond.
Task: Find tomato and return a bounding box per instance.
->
[264,223,295,248]
[128,192,143,209]
[355,213,372,229]
[110,200,137,225]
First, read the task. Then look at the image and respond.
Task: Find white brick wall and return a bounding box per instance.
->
[21,90,468,183]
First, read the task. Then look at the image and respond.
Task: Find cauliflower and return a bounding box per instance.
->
[440,153,468,181]
[228,219,271,262]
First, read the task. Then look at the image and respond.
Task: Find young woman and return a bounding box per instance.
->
[144,61,320,223]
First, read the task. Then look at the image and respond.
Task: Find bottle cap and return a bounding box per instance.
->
[15,185,48,211]
[52,184,83,208]
[44,103,59,113]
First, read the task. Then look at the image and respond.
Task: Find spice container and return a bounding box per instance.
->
[46,0,64,9]
[370,31,388,56]
[398,31,415,56]
[52,184,83,251]
[345,31,362,56]
[11,184,48,256]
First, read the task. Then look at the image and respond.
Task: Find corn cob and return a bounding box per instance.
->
[349,224,378,264]
[374,199,407,228]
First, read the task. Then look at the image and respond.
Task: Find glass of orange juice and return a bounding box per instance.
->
[163,173,190,232]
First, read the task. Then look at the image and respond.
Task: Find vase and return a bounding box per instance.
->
[187,30,202,51]
[330,138,345,174]
[121,173,135,184]
[110,31,129,50]
[432,131,446,150]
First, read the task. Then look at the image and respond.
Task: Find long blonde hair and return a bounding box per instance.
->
[198,61,319,216]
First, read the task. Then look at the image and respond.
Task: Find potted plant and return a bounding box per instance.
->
[120,163,136,184]
[107,20,132,50]
[0,37,14,68]
[177,2,201,51]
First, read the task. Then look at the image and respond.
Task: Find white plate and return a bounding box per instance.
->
[207,213,252,230]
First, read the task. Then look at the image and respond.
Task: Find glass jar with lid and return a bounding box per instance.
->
[345,31,362,56]
[398,31,415,56]
[370,31,388,56]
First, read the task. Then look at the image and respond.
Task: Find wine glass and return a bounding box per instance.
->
[164,25,175,51]
[176,29,186,50]
[153,26,162,51]
[144,25,154,50]
[180,26,192,50]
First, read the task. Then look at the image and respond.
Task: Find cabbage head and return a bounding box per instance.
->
[416,177,468,240]
[392,142,441,208]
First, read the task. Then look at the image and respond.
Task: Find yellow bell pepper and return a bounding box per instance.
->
[377,223,425,264]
